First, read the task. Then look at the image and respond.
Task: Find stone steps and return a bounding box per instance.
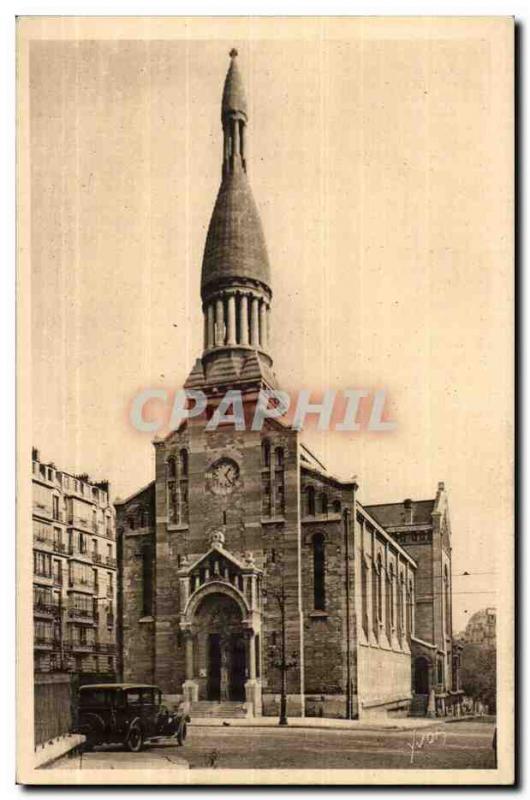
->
[192,700,247,718]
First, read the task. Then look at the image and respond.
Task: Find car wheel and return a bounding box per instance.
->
[126,723,144,753]
[176,720,187,746]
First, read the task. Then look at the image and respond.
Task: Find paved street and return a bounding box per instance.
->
[47,721,496,771]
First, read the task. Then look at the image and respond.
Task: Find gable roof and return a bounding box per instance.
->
[364,499,435,528]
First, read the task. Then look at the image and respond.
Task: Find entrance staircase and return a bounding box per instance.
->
[192,700,247,719]
[409,694,429,717]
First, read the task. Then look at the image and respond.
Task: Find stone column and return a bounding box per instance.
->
[215,297,225,346]
[248,631,256,680]
[250,296,260,347]
[207,304,214,349]
[259,301,267,349]
[226,294,236,345]
[182,631,199,703]
[239,294,249,345]
[185,634,194,680]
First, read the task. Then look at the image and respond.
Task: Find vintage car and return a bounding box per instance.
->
[74,683,189,752]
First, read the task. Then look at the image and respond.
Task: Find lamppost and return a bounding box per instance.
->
[265,580,298,726]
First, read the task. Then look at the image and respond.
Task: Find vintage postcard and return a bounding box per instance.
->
[17,16,514,785]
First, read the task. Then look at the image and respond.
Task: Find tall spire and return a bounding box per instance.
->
[221,49,248,176]
[187,50,276,394]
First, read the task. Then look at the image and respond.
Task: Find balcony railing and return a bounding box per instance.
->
[93,552,103,564]
[68,607,95,621]
[34,535,53,549]
[106,586,114,598]
[71,641,96,652]
[52,573,63,587]
[52,541,67,555]
[106,556,117,568]
[68,576,93,591]
[34,601,61,617]
[34,636,56,649]
[97,642,116,654]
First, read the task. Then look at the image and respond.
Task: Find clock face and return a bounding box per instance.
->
[209,458,239,496]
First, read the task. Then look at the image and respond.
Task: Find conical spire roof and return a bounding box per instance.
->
[221,48,248,119]
[201,51,271,298]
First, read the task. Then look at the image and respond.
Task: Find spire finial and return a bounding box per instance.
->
[229,48,238,59]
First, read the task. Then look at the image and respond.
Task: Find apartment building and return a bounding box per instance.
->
[32,448,117,678]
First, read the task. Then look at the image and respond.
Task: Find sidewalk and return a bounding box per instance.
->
[190,716,442,731]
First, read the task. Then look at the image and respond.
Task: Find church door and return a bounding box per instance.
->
[414,656,430,695]
[229,634,246,701]
[207,634,222,700]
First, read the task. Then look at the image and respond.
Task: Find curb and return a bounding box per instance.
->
[34,734,86,769]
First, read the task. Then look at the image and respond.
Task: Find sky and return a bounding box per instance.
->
[27,19,513,631]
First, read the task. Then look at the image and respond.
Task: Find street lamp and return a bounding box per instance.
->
[264,581,298,726]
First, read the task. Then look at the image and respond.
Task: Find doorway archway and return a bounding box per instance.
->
[414,656,431,695]
[194,592,246,701]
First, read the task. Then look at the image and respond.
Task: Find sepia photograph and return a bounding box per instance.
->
[16,15,514,786]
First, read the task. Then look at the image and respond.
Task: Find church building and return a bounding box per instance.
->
[116,51,461,719]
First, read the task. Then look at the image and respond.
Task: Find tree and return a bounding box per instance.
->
[460,643,496,713]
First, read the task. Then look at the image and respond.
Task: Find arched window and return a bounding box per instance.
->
[373,554,383,631]
[128,516,135,531]
[386,563,395,638]
[275,447,284,467]
[443,565,450,634]
[139,508,146,528]
[406,579,413,638]
[167,457,176,478]
[312,533,326,610]
[274,447,285,516]
[397,570,404,641]
[320,493,328,516]
[361,556,369,637]
[179,449,188,477]
[306,486,315,516]
[262,439,270,467]
[333,499,341,514]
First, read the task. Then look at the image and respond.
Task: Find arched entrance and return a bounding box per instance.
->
[194,592,247,702]
[414,656,431,695]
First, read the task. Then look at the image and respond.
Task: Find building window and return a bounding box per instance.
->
[320,493,328,515]
[52,495,59,521]
[444,565,450,635]
[312,533,326,611]
[179,449,188,476]
[397,571,404,641]
[273,448,285,517]
[373,554,382,632]
[167,450,189,524]
[406,579,413,639]
[262,440,270,467]
[306,486,315,516]
[34,551,52,578]
[142,547,153,616]
[361,556,369,637]
[333,499,341,514]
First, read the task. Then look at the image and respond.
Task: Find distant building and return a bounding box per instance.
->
[32,448,117,678]
[464,608,496,647]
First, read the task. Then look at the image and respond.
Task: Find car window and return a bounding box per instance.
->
[126,690,142,705]
[79,689,108,707]
[141,689,155,705]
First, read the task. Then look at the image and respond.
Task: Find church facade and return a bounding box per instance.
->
[116,52,461,719]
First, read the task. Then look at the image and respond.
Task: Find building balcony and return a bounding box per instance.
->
[68,547,93,564]
[70,641,96,653]
[34,571,53,584]
[34,601,61,618]
[92,552,104,565]
[105,556,117,568]
[52,541,67,555]
[33,501,52,520]
[33,535,54,551]
[97,642,116,654]
[68,607,96,622]
[68,577,94,593]
[34,636,58,650]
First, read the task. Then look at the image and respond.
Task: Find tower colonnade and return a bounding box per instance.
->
[202,288,271,352]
